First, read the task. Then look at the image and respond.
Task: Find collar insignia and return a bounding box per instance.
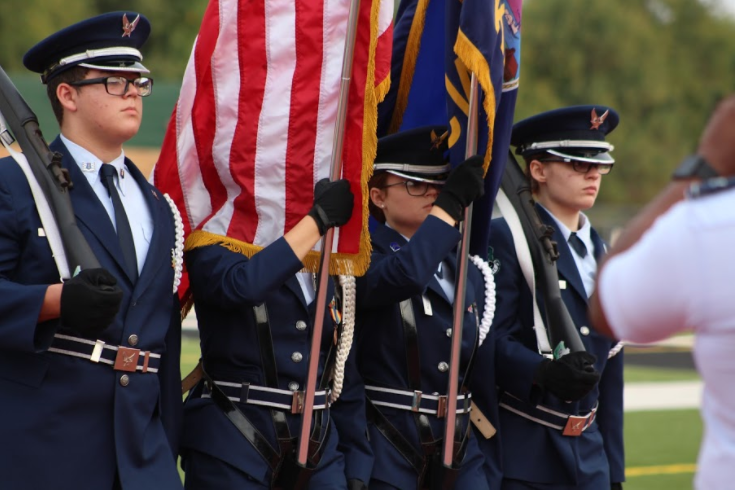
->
[122,14,140,38]
[590,108,609,130]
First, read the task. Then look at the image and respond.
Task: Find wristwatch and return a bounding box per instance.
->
[672,154,719,180]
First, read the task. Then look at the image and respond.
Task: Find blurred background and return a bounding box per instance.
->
[3,0,735,236]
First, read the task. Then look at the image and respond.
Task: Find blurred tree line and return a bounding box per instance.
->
[1,0,734,204]
[517,0,735,204]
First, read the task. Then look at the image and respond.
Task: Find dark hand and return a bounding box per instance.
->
[347,480,368,490]
[533,351,601,401]
[433,154,485,221]
[308,178,354,235]
[611,483,623,490]
[60,268,123,338]
[698,95,735,177]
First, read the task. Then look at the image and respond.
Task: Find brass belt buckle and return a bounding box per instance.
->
[562,415,586,437]
[114,346,140,372]
[291,391,305,414]
[436,395,448,419]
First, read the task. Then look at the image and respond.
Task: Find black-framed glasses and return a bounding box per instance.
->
[539,158,613,175]
[380,179,441,196]
[69,76,154,97]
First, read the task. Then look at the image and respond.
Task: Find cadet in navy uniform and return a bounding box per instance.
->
[487,106,624,489]
[181,178,372,488]
[355,126,498,489]
[0,12,183,490]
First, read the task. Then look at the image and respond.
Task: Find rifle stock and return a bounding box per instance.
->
[500,151,585,354]
[0,65,100,273]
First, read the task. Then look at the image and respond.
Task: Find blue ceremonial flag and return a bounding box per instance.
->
[377,0,522,257]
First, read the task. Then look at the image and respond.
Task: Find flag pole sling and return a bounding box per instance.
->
[298,0,363,465]
[442,73,479,468]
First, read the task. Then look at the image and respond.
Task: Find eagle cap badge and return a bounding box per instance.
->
[590,108,609,130]
[122,14,141,38]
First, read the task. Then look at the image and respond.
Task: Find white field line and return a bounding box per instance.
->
[625,381,702,412]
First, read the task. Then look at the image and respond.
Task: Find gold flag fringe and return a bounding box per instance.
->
[185,230,372,277]
[180,290,195,322]
[387,0,430,135]
[454,28,497,176]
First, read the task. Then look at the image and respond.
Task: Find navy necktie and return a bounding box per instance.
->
[100,164,138,282]
[568,232,588,258]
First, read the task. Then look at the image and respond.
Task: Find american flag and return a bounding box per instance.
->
[153,0,393,306]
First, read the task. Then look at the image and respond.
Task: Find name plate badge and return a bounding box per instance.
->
[422,294,433,316]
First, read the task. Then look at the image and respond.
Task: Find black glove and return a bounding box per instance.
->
[533,351,601,402]
[611,483,623,490]
[308,178,354,235]
[433,154,485,221]
[60,268,123,338]
[347,479,368,490]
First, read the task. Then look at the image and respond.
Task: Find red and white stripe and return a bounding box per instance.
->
[154,0,393,268]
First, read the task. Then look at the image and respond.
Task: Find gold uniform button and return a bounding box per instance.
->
[119,375,130,387]
[128,334,139,346]
[580,326,590,336]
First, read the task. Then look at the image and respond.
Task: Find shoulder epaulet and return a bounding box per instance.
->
[687,176,735,199]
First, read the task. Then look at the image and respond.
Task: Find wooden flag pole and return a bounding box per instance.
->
[298,0,363,465]
[442,73,479,469]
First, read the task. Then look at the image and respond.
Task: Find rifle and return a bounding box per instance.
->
[0,66,100,275]
[499,150,585,355]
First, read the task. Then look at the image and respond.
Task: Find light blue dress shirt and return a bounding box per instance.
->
[538,203,598,298]
[61,135,153,275]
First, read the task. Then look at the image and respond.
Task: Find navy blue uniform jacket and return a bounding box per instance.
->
[0,138,183,489]
[487,206,624,486]
[182,239,372,485]
[355,216,501,489]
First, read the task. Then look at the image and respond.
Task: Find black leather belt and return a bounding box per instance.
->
[197,301,336,486]
[499,391,598,437]
[200,364,281,471]
[49,333,161,373]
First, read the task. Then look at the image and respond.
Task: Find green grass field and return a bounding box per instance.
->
[180,336,703,488]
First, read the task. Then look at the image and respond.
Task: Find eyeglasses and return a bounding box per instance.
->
[539,159,613,175]
[380,179,441,196]
[69,76,154,97]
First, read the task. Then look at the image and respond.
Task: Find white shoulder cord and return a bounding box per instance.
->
[608,341,624,359]
[494,188,553,357]
[469,255,496,347]
[163,193,185,294]
[330,274,356,402]
[1,138,70,280]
